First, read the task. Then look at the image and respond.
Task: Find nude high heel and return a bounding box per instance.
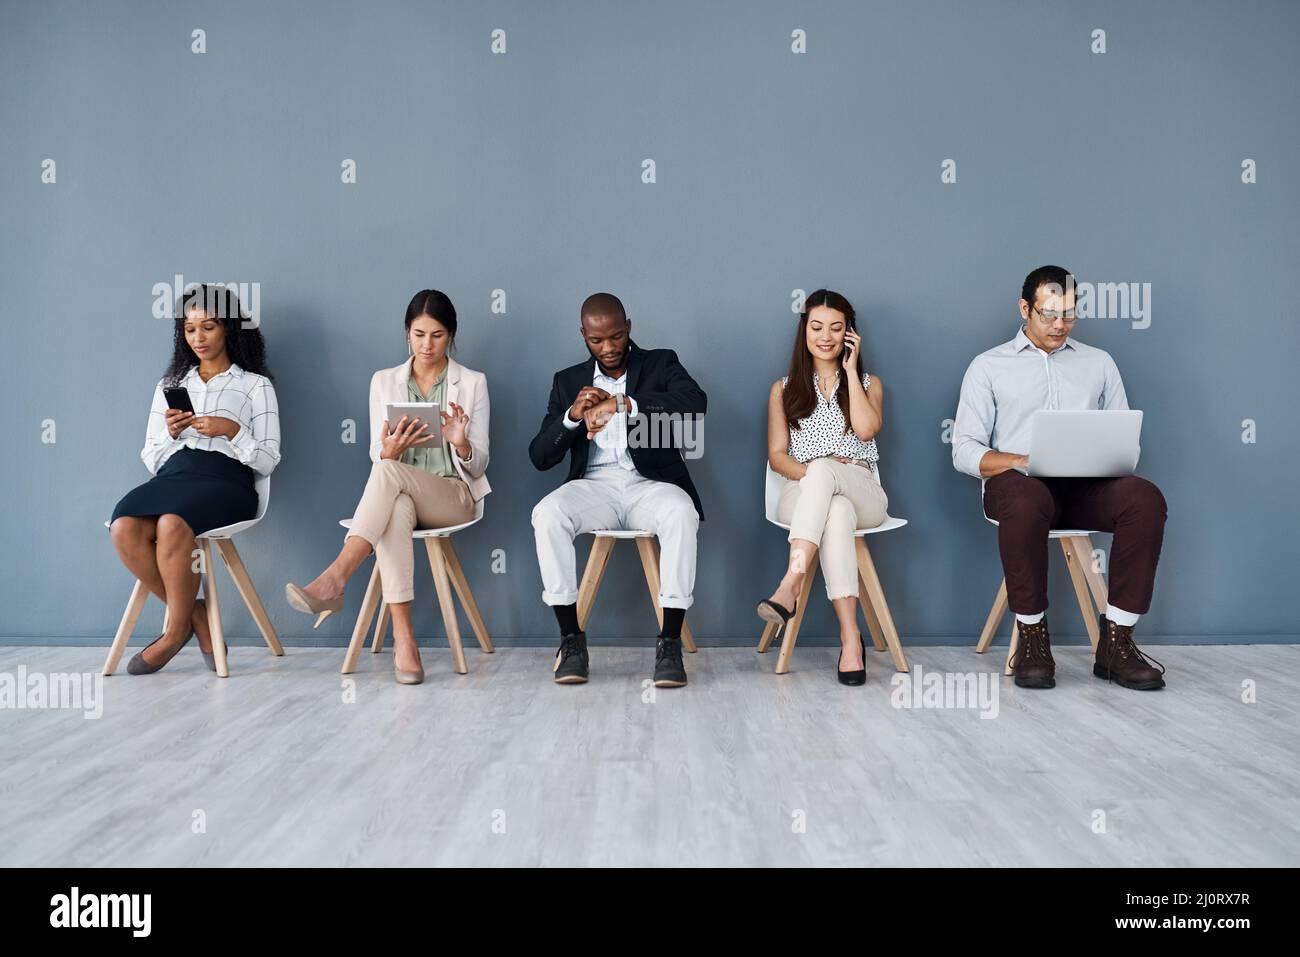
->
[285,583,344,628]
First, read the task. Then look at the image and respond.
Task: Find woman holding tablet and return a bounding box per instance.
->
[285,289,490,685]
[110,284,281,674]
[756,289,888,686]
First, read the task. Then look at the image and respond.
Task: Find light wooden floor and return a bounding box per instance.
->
[1,644,1297,867]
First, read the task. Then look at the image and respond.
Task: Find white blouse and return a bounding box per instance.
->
[141,363,281,476]
[783,371,880,470]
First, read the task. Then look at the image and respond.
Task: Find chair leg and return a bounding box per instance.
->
[440,538,494,653]
[576,535,615,631]
[425,538,468,675]
[855,537,909,673]
[859,575,887,652]
[341,564,382,675]
[756,618,779,653]
[1062,537,1101,651]
[202,540,230,678]
[103,579,149,675]
[1068,535,1109,623]
[215,538,283,656]
[1004,619,1020,675]
[371,602,389,653]
[975,578,1009,654]
[774,564,818,674]
[643,537,696,653]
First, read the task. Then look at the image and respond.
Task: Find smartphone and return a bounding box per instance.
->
[163,387,195,414]
[844,318,859,369]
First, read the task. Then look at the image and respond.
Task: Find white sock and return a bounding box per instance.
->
[1015,611,1045,625]
[1106,604,1140,627]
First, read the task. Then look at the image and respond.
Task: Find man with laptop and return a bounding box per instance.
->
[952,265,1168,691]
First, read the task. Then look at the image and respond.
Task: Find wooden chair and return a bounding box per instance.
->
[756,464,909,674]
[974,519,1108,675]
[339,500,492,675]
[103,474,282,678]
[574,530,698,652]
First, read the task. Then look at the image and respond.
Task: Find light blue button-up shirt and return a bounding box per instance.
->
[951,325,1129,482]
[562,366,641,473]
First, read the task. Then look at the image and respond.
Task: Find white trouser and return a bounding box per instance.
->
[531,468,698,609]
[777,457,889,601]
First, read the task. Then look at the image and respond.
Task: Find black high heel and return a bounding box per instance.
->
[756,598,797,641]
[838,635,867,686]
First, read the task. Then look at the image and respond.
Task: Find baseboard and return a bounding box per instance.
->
[2,634,1298,648]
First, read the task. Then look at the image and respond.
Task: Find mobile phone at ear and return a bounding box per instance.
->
[163,387,194,414]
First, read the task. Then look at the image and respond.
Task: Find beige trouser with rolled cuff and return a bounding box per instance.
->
[777,457,889,601]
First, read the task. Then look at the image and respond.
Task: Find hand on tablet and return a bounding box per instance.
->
[380,415,435,460]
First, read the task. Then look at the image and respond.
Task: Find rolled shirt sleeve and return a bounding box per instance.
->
[228,378,281,475]
[951,360,996,479]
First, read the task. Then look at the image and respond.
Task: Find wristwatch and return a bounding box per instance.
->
[615,394,626,415]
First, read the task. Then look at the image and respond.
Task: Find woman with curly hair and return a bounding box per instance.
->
[109,283,281,674]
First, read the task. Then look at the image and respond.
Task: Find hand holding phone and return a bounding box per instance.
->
[164,408,195,439]
[842,328,861,371]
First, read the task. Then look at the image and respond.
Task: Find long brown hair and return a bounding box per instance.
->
[782,289,860,430]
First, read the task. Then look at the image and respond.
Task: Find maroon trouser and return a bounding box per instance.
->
[982,470,1167,616]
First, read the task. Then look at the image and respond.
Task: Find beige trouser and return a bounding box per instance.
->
[346,459,475,603]
[777,457,889,601]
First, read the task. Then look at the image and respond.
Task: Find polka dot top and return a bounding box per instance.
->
[782,371,880,471]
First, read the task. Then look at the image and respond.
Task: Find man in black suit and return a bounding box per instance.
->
[529,293,707,688]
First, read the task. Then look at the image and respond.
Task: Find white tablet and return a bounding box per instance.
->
[1027,410,1142,477]
[385,402,443,444]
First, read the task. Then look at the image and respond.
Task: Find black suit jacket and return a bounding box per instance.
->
[528,340,707,520]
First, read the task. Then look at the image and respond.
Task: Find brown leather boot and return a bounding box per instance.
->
[1094,615,1166,690]
[1010,617,1055,689]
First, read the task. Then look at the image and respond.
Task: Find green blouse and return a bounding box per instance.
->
[401,370,457,477]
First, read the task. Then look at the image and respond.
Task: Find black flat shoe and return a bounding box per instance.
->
[126,633,192,675]
[757,598,797,640]
[838,635,866,686]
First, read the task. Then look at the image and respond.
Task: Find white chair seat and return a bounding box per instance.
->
[338,498,484,539]
[586,528,654,539]
[763,463,907,534]
[765,515,908,535]
[984,516,1097,538]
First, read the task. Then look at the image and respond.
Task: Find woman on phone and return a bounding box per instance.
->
[285,290,490,685]
[110,283,281,674]
[756,289,888,686]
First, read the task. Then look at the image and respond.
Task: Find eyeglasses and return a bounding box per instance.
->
[1031,305,1077,323]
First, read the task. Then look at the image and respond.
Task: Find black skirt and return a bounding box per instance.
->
[112,447,257,536]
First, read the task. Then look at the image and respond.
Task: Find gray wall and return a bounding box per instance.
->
[3,0,1297,645]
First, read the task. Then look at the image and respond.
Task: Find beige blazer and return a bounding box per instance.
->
[368,356,491,502]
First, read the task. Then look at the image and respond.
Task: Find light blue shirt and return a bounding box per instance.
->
[951,325,1129,482]
[562,366,641,473]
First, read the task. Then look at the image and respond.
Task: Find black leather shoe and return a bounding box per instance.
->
[838,635,866,686]
[653,636,687,688]
[553,631,589,684]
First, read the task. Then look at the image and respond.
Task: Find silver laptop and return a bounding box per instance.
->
[1027,410,1142,477]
